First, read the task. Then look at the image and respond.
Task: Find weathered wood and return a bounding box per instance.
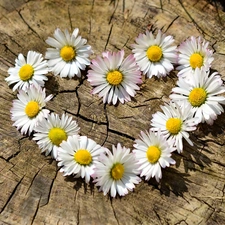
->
[0,0,225,224]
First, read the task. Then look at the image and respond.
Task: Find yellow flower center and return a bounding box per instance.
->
[166,118,182,135]
[48,128,67,146]
[111,163,124,180]
[74,149,92,165]
[189,53,203,69]
[188,87,207,107]
[19,64,34,81]
[60,46,76,62]
[25,101,39,118]
[106,70,123,86]
[146,45,163,62]
[146,146,161,164]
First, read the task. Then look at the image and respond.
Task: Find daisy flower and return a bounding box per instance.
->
[133,129,176,182]
[33,113,80,159]
[177,36,214,80]
[45,28,92,78]
[170,68,225,125]
[131,29,177,78]
[5,51,48,91]
[151,101,199,153]
[87,50,142,105]
[10,85,52,135]
[57,135,106,183]
[92,143,141,198]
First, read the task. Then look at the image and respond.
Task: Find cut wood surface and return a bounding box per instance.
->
[0,0,225,224]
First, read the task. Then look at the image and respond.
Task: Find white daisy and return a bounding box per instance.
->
[57,135,106,183]
[177,36,214,80]
[87,50,142,105]
[170,68,225,125]
[45,28,92,78]
[10,85,52,135]
[131,29,177,78]
[92,143,141,198]
[5,51,49,92]
[133,129,176,182]
[151,101,199,153]
[33,113,80,159]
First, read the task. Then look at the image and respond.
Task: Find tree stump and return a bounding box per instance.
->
[0,0,225,224]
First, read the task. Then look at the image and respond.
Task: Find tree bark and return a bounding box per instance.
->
[0,0,225,224]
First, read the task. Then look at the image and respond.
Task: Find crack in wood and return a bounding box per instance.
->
[122,0,125,13]
[174,219,188,225]
[67,6,73,32]
[30,195,41,225]
[40,170,58,208]
[160,0,163,12]
[4,137,26,162]
[203,139,225,146]
[212,0,225,25]
[17,9,42,41]
[0,175,24,214]
[178,0,212,38]
[0,2,8,12]
[108,127,135,141]
[25,164,46,196]
[76,205,80,225]
[88,0,95,37]
[165,15,179,32]
[6,149,20,162]
[96,103,109,146]
[153,207,163,225]
[109,0,119,25]
[2,42,19,59]
[110,200,120,225]
[104,24,113,50]
[191,195,217,222]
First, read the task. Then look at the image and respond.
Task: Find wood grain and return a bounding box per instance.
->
[0,0,225,224]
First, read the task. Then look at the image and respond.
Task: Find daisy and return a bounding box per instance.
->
[45,28,92,78]
[92,143,141,198]
[57,135,106,183]
[151,101,199,153]
[133,129,176,182]
[170,68,225,125]
[177,36,214,80]
[5,51,48,92]
[33,113,80,159]
[10,85,52,135]
[131,29,177,78]
[87,50,142,105]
